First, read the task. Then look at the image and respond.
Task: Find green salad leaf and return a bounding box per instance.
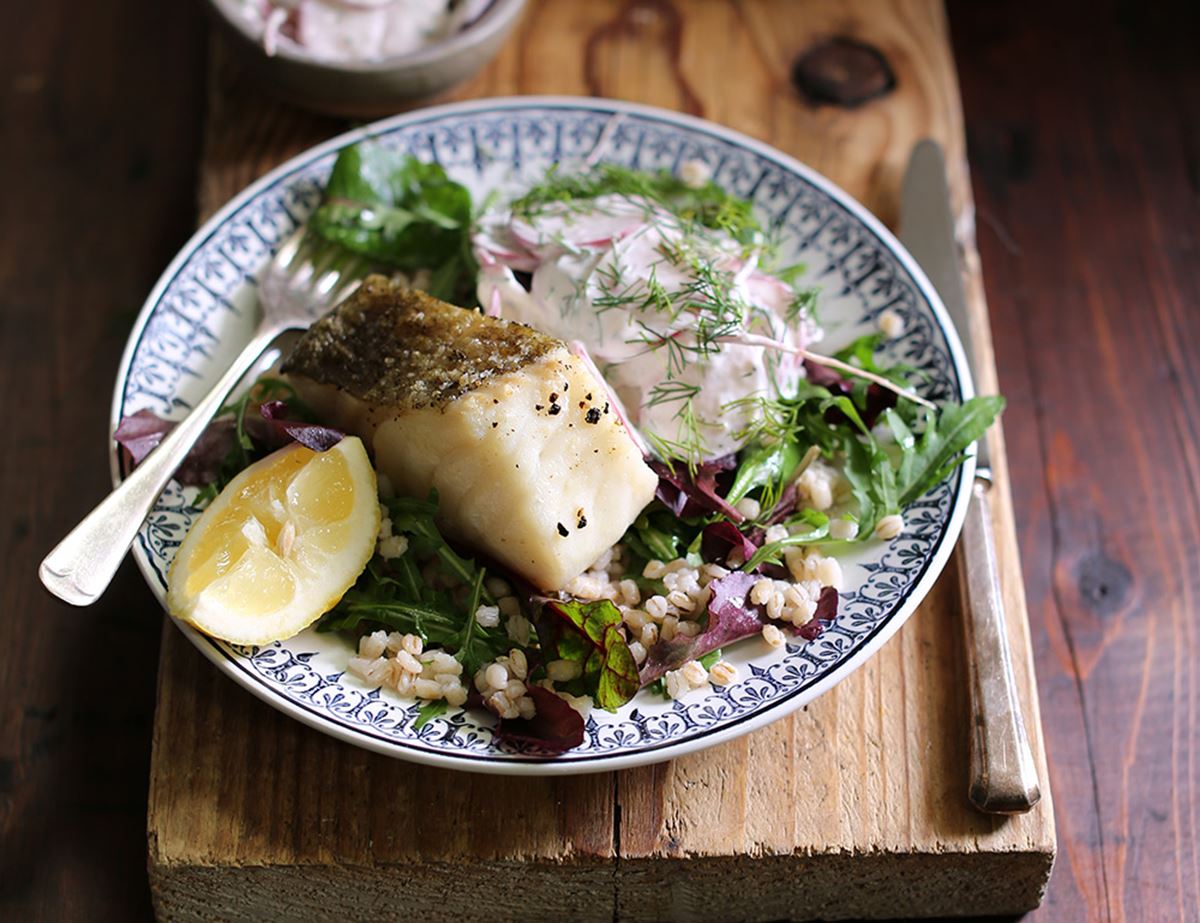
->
[533,598,640,712]
[414,700,449,729]
[725,438,803,509]
[310,144,477,303]
[317,493,508,676]
[895,396,1006,505]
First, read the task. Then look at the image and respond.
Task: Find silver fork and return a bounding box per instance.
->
[39,226,368,607]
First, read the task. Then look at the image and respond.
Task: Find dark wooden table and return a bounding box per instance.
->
[2,1,1196,920]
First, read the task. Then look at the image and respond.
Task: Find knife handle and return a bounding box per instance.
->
[960,477,1041,814]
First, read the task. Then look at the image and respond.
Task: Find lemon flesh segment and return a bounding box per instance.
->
[167,437,379,645]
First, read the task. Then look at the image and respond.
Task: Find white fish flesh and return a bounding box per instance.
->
[282,276,658,591]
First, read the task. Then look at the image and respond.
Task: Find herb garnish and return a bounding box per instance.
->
[512,163,765,245]
[310,144,478,304]
[317,493,509,676]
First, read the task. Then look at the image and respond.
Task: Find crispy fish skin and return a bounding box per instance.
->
[282,276,658,591]
[283,276,560,412]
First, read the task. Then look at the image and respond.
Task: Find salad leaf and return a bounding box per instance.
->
[414,700,449,729]
[700,520,758,566]
[639,571,769,684]
[320,566,508,678]
[895,396,1006,505]
[724,438,803,507]
[494,684,585,753]
[311,144,476,302]
[797,586,839,641]
[532,598,639,712]
[650,454,742,522]
[257,400,343,452]
[740,508,831,571]
[318,494,508,676]
[114,410,236,487]
[113,377,332,498]
[385,494,496,605]
[623,507,690,565]
[698,649,723,670]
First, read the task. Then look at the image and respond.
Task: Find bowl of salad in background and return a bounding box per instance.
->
[206,0,527,116]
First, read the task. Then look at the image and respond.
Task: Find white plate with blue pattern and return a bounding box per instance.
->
[114,97,974,775]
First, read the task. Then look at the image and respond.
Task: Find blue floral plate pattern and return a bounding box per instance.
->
[113,98,974,774]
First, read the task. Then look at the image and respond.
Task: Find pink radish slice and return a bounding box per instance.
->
[508,195,650,253]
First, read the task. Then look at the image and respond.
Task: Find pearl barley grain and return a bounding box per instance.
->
[485,663,509,690]
[829,518,859,541]
[680,158,713,189]
[762,624,786,648]
[681,660,709,688]
[878,308,905,339]
[359,631,387,660]
[875,514,905,540]
[735,497,761,520]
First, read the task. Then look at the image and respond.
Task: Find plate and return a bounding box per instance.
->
[114,97,974,775]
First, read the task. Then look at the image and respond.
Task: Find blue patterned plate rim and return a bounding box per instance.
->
[111,96,975,775]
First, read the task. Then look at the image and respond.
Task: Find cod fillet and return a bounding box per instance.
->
[282,276,658,591]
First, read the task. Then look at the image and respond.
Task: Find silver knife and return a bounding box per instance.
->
[899,139,1041,814]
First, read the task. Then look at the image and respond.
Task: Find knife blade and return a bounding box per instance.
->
[899,142,991,471]
[899,139,1041,814]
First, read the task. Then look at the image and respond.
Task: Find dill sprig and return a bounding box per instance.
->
[509,162,799,466]
[511,163,765,245]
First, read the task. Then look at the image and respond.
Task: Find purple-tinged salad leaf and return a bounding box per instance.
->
[639,571,769,684]
[113,410,173,466]
[532,598,640,712]
[113,377,344,503]
[257,400,343,452]
[797,586,840,640]
[700,520,758,566]
[494,684,585,753]
[113,410,237,487]
[650,454,742,522]
[803,359,897,430]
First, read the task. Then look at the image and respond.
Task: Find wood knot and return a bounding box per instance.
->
[791,37,896,109]
[1075,552,1133,617]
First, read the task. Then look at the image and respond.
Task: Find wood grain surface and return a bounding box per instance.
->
[148,2,1053,920]
[951,4,1200,920]
[2,0,1197,920]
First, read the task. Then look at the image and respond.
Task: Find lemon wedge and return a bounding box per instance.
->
[167,437,379,645]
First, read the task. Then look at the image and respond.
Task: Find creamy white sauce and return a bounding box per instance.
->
[242,0,492,61]
[475,194,821,459]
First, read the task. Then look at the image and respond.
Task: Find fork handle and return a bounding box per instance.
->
[39,327,281,607]
[961,477,1042,813]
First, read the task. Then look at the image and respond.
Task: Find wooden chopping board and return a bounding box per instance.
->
[147,2,1056,920]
